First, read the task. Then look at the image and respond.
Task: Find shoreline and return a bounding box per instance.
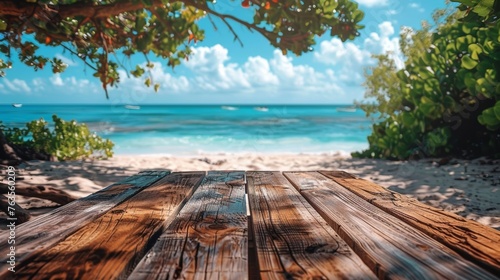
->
[1,153,499,230]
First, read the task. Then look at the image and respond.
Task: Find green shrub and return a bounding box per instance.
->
[354,8,500,159]
[1,115,113,160]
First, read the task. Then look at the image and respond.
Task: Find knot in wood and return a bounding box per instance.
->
[208,223,228,230]
[305,243,339,254]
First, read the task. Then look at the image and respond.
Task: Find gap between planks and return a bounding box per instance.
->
[10,172,204,279]
[283,171,498,280]
[128,171,248,279]
[247,171,375,279]
[319,170,500,276]
[0,170,170,278]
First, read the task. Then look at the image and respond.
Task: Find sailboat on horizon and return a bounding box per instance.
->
[124,105,141,110]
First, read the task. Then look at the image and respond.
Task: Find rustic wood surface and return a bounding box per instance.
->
[320,170,500,275]
[12,171,201,279]
[247,171,375,279]
[129,171,248,280]
[284,171,498,280]
[3,170,499,280]
[0,170,169,278]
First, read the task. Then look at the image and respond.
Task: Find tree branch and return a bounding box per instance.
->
[1,0,276,44]
[185,0,275,45]
[0,0,166,19]
[59,43,98,71]
[0,194,30,223]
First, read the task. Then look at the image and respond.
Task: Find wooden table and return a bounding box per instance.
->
[1,170,499,279]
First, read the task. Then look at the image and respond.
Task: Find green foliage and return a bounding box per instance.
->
[355,8,500,159]
[1,115,114,160]
[478,100,500,130]
[451,0,500,23]
[0,0,364,98]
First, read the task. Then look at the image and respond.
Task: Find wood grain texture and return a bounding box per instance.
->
[12,171,203,280]
[284,171,498,280]
[320,170,500,275]
[128,171,247,280]
[0,170,169,277]
[247,171,376,280]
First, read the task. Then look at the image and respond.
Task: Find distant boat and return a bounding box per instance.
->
[125,105,140,110]
[12,103,22,108]
[336,107,356,113]
[221,106,238,111]
[254,106,269,112]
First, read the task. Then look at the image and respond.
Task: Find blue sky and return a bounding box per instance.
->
[1,1,452,105]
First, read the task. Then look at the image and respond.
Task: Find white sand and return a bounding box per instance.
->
[2,153,499,229]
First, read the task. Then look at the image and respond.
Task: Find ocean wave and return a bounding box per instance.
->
[8,105,372,156]
[113,135,368,156]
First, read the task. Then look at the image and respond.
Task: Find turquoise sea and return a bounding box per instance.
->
[1,104,372,155]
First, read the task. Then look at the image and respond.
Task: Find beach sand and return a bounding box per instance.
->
[1,153,499,230]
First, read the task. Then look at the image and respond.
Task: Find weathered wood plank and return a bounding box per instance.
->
[320,170,500,275]
[128,171,247,280]
[284,171,498,280]
[0,170,169,277]
[247,171,376,279]
[12,172,204,279]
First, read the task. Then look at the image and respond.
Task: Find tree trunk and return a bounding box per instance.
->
[0,132,69,224]
[0,183,76,224]
[0,129,22,165]
[0,129,50,164]
[0,183,77,206]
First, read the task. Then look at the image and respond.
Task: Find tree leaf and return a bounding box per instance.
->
[0,20,6,31]
[461,55,478,70]
[494,101,500,120]
[468,43,483,60]
[401,112,415,126]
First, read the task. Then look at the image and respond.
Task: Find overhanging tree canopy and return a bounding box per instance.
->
[0,0,365,98]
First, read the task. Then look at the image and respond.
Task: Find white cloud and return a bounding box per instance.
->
[311,20,404,95]
[270,50,332,91]
[185,45,250,90]
[4,40,384,103]
[314,39,372,67]
[32,78,46,91]
[243,56,279,86]
[409,3,425,12]
[48,74,99,95]
[355,0,389,7]
[364,21,403,68]
[386,9,398,15]
[379,21,395,38]
[186,45,343,94]
[50,74,64,86]
[316,21,403,72]
[112,44,347,101]
[3,79,31,93]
